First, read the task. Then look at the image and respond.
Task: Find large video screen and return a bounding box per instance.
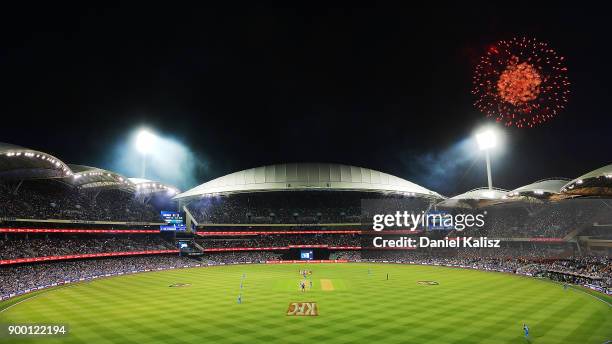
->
[160,211,184,225]
[300,249,314,260]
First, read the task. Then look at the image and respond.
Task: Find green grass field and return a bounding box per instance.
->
[1,263,610,343]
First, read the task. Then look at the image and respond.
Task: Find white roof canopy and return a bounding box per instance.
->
[129,178,180,196]
[507,178,569,197]
[562,164,612,192]
[0,142,72,180]
[174,163,443,200]
[561,163,612,195]
[68,165,134,191]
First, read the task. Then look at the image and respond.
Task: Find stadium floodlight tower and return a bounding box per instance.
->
[135,129,156,178]
[475,128,497,190]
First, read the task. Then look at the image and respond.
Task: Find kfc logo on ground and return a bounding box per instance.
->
[286,302,318,316]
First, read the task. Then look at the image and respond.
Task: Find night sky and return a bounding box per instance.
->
[1,5,610,195]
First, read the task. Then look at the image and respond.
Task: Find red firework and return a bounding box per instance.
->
[472,37,570,128]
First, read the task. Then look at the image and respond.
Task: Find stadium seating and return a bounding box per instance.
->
[186,191,430,224]
[1,180,610,300]
[0,181,163,222]
[2,252,609,299]
[0,234,174,260]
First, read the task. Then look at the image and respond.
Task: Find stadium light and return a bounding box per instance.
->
[475,127,498,190]
[476,129,497,151]
[136,130,155,154]
[135,129,156,178]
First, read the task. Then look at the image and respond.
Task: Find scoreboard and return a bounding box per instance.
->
[161,211,184,224]
[160,211,186,231]
[300,249,314,260]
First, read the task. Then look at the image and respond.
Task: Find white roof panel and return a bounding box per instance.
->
[174,163,443,200]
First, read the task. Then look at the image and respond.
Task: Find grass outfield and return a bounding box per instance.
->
[1,263,610,343]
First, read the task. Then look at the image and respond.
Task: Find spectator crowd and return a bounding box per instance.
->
[187,191,431,224]
[357,251,611,293]
[0,235,174,260]
[1,252,608,300]
[0,182,163,222]
[0,255,198,299]
[197,234,360,249]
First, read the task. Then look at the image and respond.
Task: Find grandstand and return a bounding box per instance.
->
[1,156,611,302]
[0,142,183,300]
[0,155,610,344]
[1,144,178,225]
[175,162,442,226]
[171,163,439,260]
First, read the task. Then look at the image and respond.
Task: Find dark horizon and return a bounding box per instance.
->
[1,5,610,195]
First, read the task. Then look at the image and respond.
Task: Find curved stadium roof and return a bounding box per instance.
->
[129,178,180,196]
[0,142,72,180]
[174,163,443,200]
[68,165,134,191]
[561,163,612,196]
[507,178,570,198]
[436,187,509,208]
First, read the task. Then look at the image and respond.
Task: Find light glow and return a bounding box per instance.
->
[135,130,156,154]
[476,129,497,150]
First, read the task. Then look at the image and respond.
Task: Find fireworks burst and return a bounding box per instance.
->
[472,37,570,128]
